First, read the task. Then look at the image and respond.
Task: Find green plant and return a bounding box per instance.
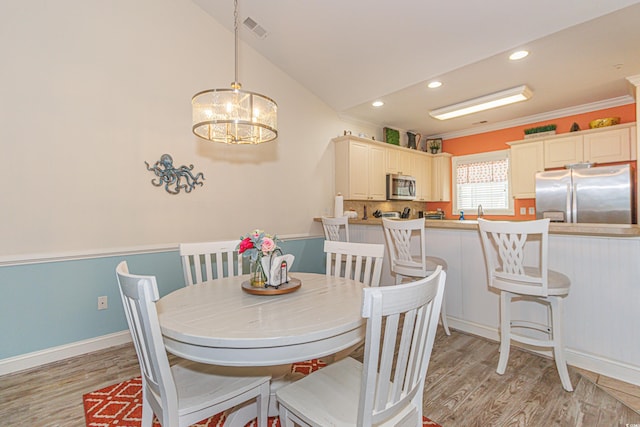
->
[429,138,442,150]
[524,124,557,135]
[384,127,400,145]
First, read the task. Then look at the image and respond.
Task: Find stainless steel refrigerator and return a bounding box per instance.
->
[535,163,634,224]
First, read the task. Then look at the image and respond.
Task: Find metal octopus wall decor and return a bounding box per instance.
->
[145,154,205,195]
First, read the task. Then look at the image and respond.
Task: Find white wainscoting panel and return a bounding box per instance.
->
[354,223,640,386]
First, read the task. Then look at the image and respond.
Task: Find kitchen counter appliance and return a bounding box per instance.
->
[386,174,416,200]
[535,163,634,224]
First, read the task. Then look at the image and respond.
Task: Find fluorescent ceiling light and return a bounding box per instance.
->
[429,85,533,120]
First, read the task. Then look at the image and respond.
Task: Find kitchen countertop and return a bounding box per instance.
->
[314,217,640,237]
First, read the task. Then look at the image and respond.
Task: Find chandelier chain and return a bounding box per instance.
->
[234,0,239,86]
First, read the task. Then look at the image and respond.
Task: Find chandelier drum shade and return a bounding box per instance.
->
[192,88,277,144]
[192,0,278,144]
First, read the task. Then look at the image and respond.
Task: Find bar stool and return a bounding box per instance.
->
[477,218,573,391]
[382,218,451,335]
[321,216,350,242]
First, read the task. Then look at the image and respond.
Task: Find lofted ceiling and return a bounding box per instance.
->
[193,0,640,138]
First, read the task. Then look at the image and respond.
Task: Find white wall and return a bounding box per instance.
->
[0,0,378,258]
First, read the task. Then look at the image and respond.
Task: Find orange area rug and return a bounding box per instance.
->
[83,359,441,426]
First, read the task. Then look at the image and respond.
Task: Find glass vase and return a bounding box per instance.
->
[250,255,267,287]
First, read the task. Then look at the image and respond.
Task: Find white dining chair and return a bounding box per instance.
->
[324,240,384,287]
[179,240,304,415]
[179,240,243,286]
[276,266,446,427]
[382,217,451,335]
[323,240,385,363]
[115,261,270,427]
[477,218,573,391]
[321,216,350,242]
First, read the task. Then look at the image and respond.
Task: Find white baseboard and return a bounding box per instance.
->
[0,331,131,376]
[447,316,640,387]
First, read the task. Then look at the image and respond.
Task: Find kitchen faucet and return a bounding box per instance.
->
[477,204,484,218]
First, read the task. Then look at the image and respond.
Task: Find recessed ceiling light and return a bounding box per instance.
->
[372,100,384,107]
[509,50,529,61]
[427,81,442,89]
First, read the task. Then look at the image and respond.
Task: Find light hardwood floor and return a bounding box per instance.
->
[1,329,639,426]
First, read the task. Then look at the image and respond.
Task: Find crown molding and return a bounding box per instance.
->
[429,95,636,140]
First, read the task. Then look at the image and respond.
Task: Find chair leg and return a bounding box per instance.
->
[496,292,512,375]
[141,397,153,427]
[257,382,269,427]
[278,404,296,427]
[440,297,451,336]
[550,296,573,392]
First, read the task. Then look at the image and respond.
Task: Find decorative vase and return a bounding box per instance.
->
[250,255,267,287]
[430,148,438,154]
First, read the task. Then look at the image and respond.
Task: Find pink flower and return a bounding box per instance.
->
[261,237,276,254]
[238,237,254,254]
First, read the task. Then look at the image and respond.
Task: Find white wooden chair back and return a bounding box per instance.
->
[478,218,550,297]
[382,218,428,276]
[179,240,243,286]
[321,216,350,242]
[324,240,384,287]
[359,267,446,425]
[115,261,177,417]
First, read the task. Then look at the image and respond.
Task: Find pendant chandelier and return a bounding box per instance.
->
[192,0,278,144]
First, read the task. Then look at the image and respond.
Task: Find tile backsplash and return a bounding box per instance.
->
[342,200,428,219]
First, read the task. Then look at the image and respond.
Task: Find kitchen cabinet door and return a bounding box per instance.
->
[334,137,386,201]
[412,154,432,201]
[398,150,413,176]
[510,140,544,199]
[385,147,399,174]
[368,145,386,200]
[544,135,583,169]
[345,140,369,199]
[430,153,451,201]
[583,127,631,164]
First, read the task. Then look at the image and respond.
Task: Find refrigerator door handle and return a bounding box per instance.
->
[571,183,578,223]
[565,183,572,223]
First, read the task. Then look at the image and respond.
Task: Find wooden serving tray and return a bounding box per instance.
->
[241,277,301,295]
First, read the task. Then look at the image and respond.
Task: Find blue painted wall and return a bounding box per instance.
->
[0,237,325,360]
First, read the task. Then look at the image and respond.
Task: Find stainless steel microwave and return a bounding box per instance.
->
[386,174,416,200]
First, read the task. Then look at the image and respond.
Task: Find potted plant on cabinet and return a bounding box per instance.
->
[428,138,442,154]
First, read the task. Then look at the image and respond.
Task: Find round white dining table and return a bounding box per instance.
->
[157,272,366,366]
[157,272,366,426]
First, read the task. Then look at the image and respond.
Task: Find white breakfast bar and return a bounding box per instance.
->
[320,217,640,387]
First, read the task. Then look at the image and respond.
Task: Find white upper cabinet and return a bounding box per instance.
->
[543,124,635,169]
[583,127,631,164]
[412,154,432,201]
[334,137,386,201]
[430,153,451,202]
[509,140,544,199]
[334,136,435,201]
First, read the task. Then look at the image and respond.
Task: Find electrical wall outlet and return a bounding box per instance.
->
[519,207,526,215]
[528,207,535,215]
[98,296,108,310]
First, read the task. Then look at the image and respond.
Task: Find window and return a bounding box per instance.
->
[451,150,513,216]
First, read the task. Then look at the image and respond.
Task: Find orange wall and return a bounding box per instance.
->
[425,103,637,220]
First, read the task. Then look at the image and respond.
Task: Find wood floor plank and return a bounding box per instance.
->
[1,328,639,426]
